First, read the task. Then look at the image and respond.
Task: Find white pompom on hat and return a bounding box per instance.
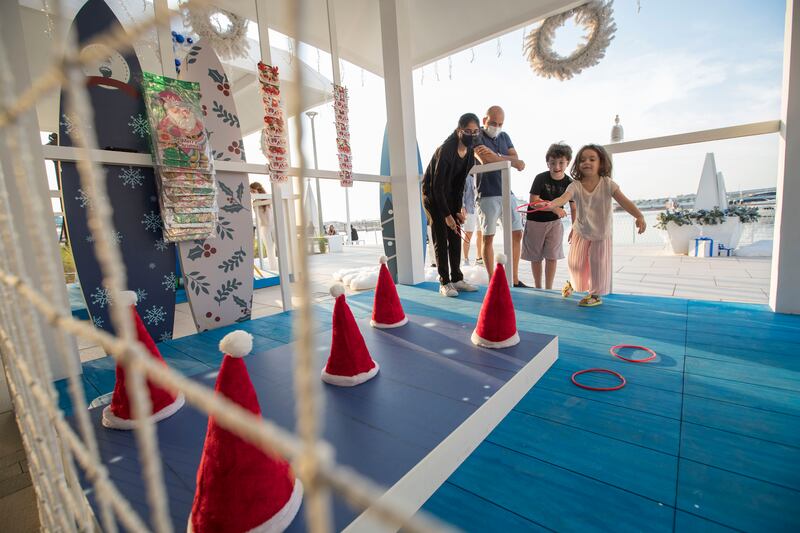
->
[379,255,388,264]
[495,253,507,265]
[219,331,253,358]
[116,290,138,307]
[330,283,346,298]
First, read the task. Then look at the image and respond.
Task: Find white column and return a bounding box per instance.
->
[770,0,800,314]
[0,2,79,407]
[379,0,425,284]
[500,167,513,285]
[257,2,293,310]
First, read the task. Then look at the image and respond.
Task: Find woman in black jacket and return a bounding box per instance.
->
[422,113,481,297]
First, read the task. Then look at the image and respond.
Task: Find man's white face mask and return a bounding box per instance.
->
[485,125,501,138]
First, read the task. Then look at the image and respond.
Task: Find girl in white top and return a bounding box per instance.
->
[547,144,646,307]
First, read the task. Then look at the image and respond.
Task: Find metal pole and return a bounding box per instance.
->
[345,188,351,244]
[306,111,323,235]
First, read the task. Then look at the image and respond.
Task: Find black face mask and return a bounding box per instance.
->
[460,134,474,148]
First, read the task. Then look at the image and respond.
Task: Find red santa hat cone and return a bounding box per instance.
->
[370,256,408,329]
[190,331,302,533]
[471,254,521,349]
[102,291,185,430]
[322,284,380,386]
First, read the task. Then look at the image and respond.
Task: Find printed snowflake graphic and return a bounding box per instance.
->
[154,238,169,252]
[128,114,150,138]
[90,287,111,308]
[112,230,123,244]
[135,288,148,303]
[119,166,145,188]
[91,316,104,329]
[141,211,163,233]
[148,262,156,270]
[75,189,92,208]
[60,113,82,138]
[162,272,177,292]
[158,331,172,343]
[85,234,94,243]
[143,305,166,326]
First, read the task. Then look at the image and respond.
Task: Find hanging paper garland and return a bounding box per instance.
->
[333,84,352,187]
[257,62,290,184]
[185,5,249,60]
[523,1,616,81]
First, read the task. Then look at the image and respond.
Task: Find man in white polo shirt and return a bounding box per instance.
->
[473,105,527,287]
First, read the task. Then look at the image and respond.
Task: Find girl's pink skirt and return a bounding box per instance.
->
[567,233,612,296]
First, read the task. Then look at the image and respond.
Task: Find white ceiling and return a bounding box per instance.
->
[215,0,582,75]
[18,0,581,132]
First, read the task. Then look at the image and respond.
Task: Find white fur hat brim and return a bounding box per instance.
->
[321,362,379,387]
[101,393,185,430]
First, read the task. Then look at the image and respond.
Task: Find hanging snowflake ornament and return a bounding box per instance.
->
[184,5,249,60]
[524,1,617,81]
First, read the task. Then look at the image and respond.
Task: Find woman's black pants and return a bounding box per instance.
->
[424,203,463,285]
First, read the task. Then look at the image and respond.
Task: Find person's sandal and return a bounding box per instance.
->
[561,280,574,298]
[578,295,602,307]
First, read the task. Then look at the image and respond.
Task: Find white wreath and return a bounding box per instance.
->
[524,1,616,81]
[185,6,249,60]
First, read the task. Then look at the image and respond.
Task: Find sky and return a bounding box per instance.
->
[247,0,787,224]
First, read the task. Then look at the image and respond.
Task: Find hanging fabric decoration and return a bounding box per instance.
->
[361,68,365,87]
[448,56,453,80]
[141,72,218,242]
[469,48,476,63]
[257,62,290,183]
[496,38,502,58]
[523,0,617,81]
[420,66,425,85]
[185,5,249,60]
[333,84,353,187]
[434,61,440,82]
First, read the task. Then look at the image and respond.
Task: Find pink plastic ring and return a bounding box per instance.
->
[610,344,657,363]
[571,368,626,391]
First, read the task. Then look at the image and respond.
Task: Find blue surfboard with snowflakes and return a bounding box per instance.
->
[58,0,176,342]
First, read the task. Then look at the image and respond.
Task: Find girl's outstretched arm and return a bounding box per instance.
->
[613,188,647,234]
[547,188,573,209]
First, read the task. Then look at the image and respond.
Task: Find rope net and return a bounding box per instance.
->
[0,1,454,531]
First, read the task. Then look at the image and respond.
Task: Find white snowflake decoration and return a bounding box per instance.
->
[75,189,92,208]
[90,287,111,308]
[60,112,87,139]
[135,288,148,302]
[154,238,169,252]
[112,230,123,244]
[143,305,167,326]
[85,234,94,243]
[159,331,172,343]
[119,166,145,188]
[162,272,177,292]
[148,262,157,270]
[92,316,104,328]
[128,114,150,138]
[141,211,163,233]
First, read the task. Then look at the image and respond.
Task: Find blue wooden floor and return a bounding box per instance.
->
[56,283,800,532]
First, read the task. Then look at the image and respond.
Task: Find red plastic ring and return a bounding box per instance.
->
[515,200,552,214]
[610,344,657,363]
[571,368,626,391]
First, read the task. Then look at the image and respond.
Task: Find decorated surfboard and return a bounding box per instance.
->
[58,0,176,342]
[176,42,253,331]
[379,126,426,280]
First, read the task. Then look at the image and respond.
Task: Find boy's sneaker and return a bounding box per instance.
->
[475,257,484,265]
[462,258,471,266]
[439,283,459,297]
[452,280,477,292]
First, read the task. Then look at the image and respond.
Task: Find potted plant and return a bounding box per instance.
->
[656,210,697,254]
[656,205,760,255]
